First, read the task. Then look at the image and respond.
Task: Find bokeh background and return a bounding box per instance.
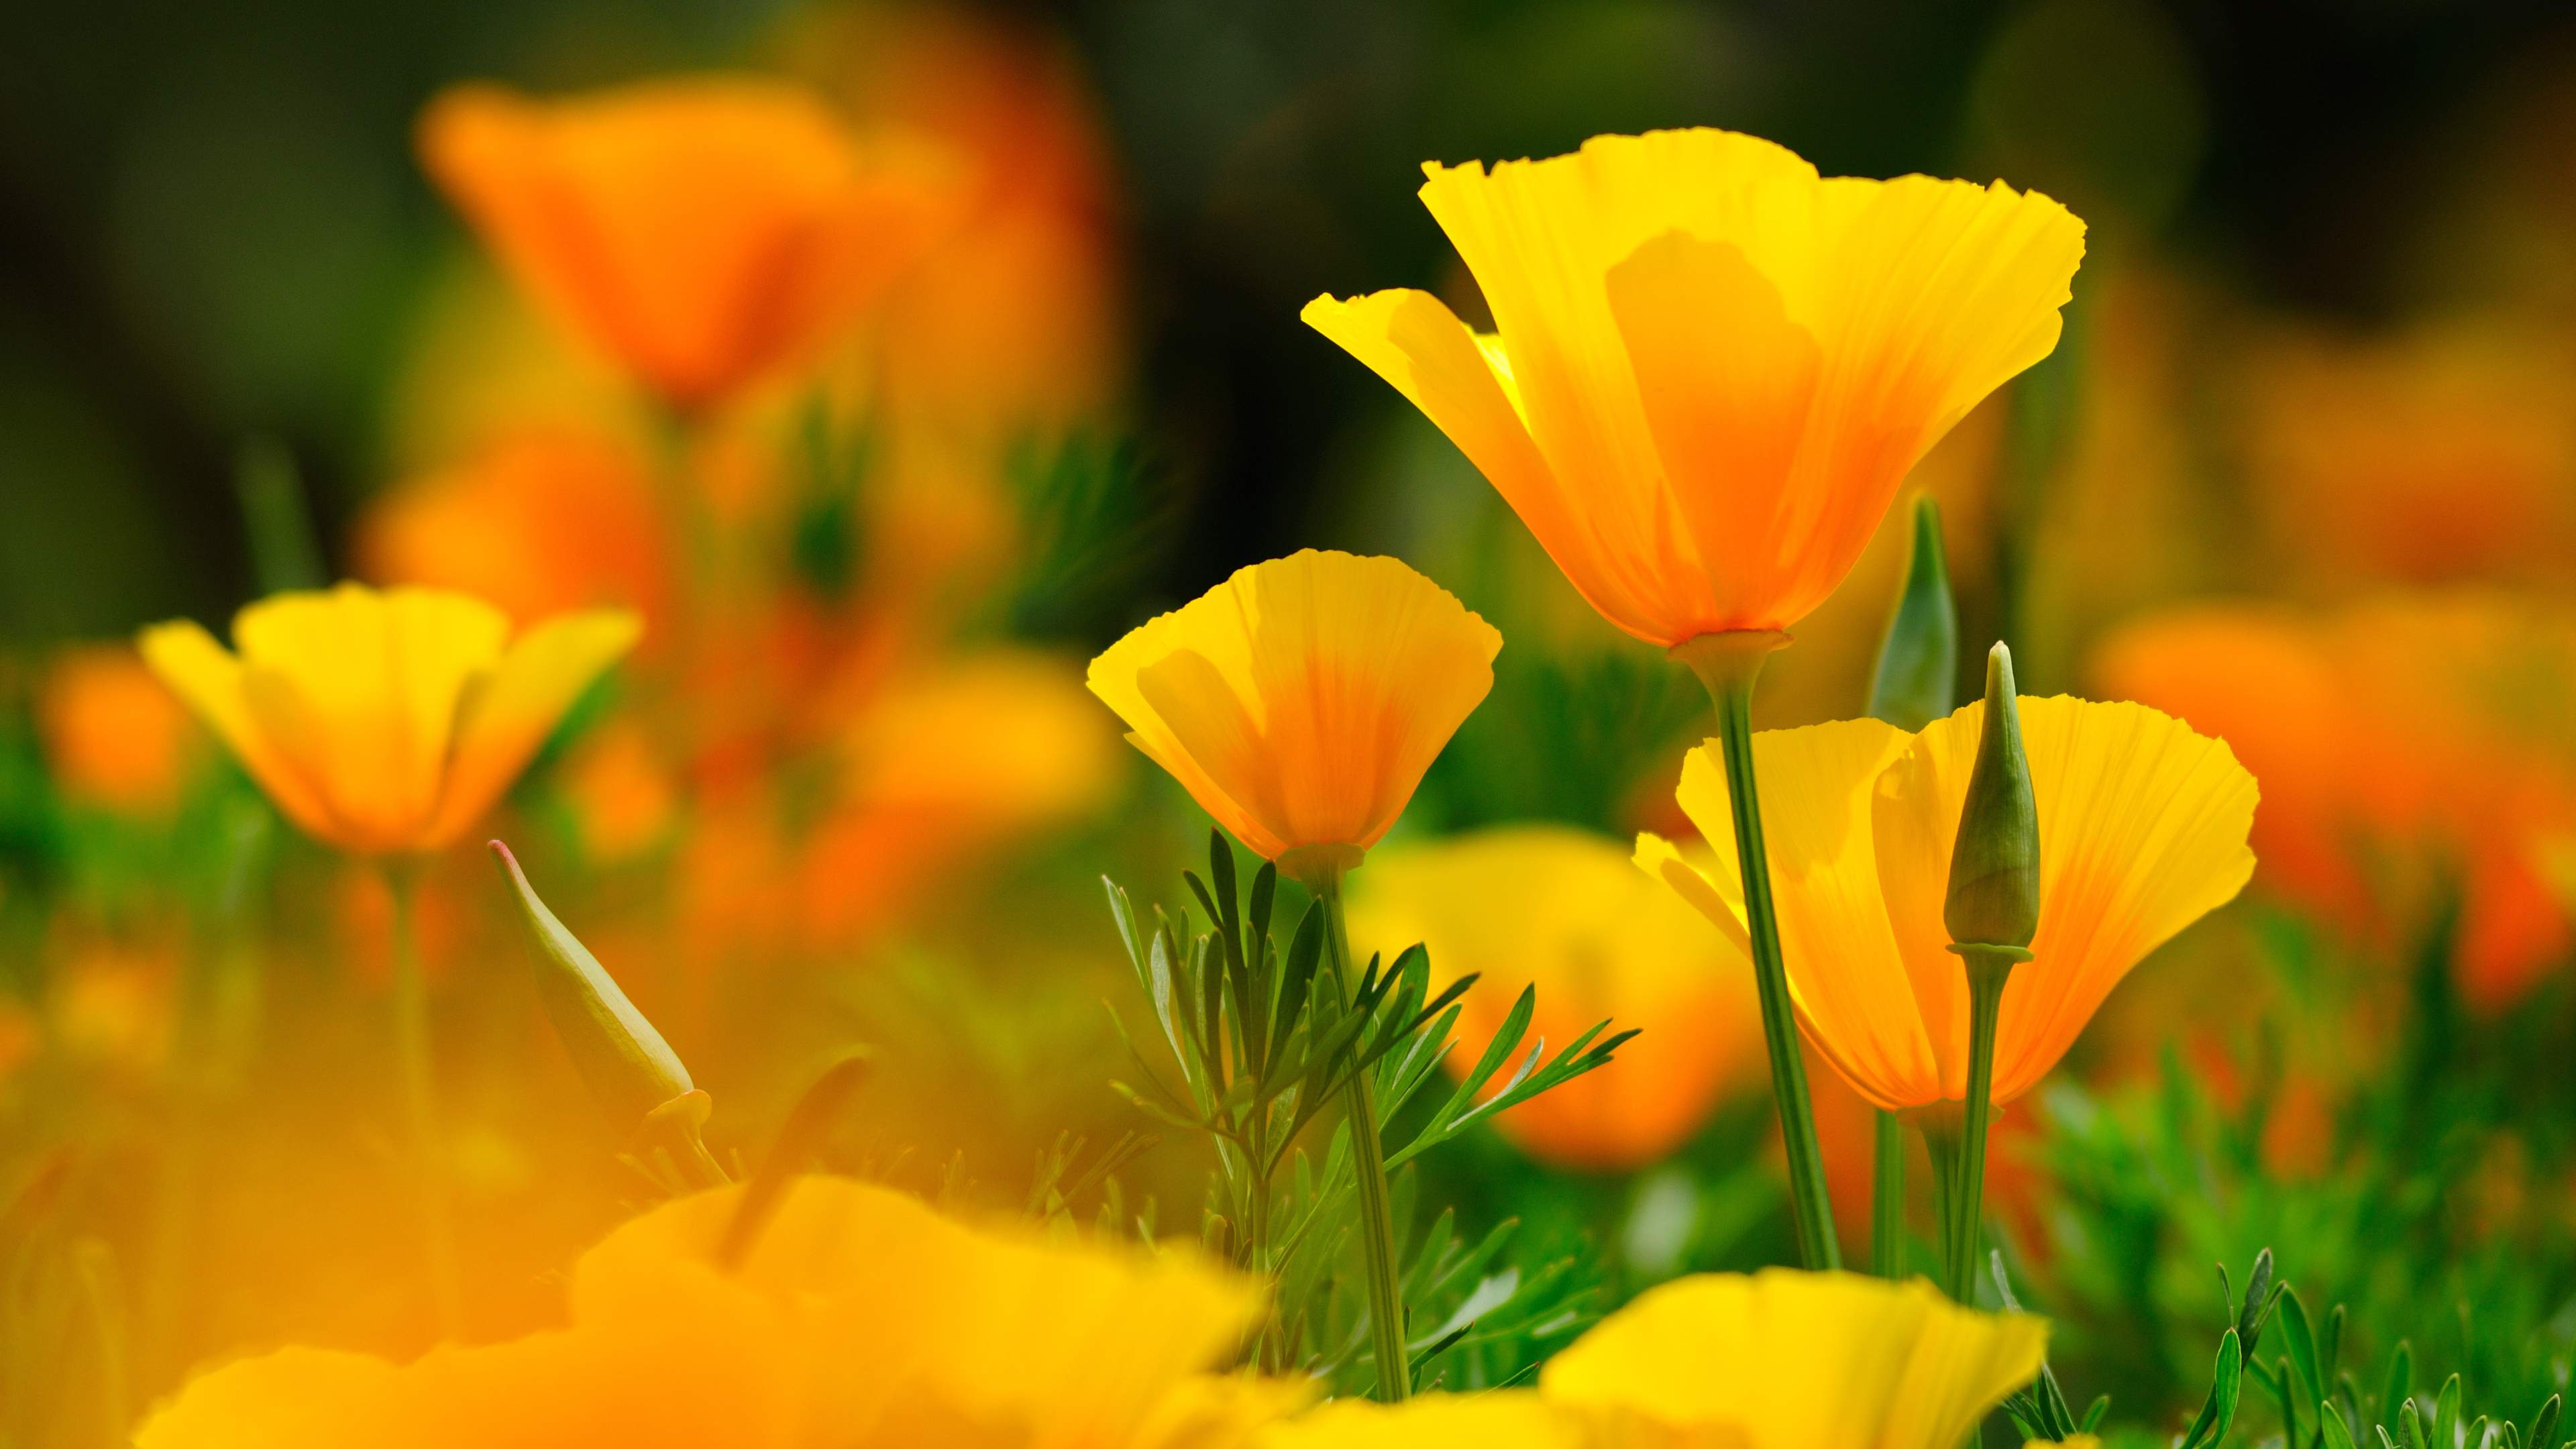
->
[9,1,2576,1444]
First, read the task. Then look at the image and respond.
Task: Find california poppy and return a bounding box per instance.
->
[1640,696,2257,1112]
[137,1175,1289,1448]
[1304,127,2084,647]
[1086,549,1499,876]
[140,584,639,856]
[419,76,957,409]
[1346,825,1761,1170]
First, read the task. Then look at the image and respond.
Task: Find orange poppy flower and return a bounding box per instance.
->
[36,645,199,816]
[140,584,638,855]
[418,76,958,409]
[360,429,670,640]
[1305,127,2084,646]
[1346,825,1761,1170]
[2096,594,2576,1008]
[1640,696,2257,1111]
[1087,550,1499,871]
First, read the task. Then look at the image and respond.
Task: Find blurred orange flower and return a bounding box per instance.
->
[798,5,1125,432]
[1305,127,2084,645]
[36,645,199,817]
[140,585,638,856]
[796,649,1121,939]
[2096,594,2576,1008]
[1348,825,1761,1171]
[360,429,671,641]
[2239,321,2576,594]
[555,719,680,865]
[136,1175,1285,1448]
[676,650,1120,959]
[1087,550,1499,872]
[1641,696,2257,1112]
[418,76,959,409]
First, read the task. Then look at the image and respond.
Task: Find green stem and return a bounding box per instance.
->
[1315,874,1411,1401]
[1872,1109,1906,1279]
[386,867,465,1338]
[1943,947,2018,1304]
[1922,1120,1961,1267]
[1674,632,1840,1271]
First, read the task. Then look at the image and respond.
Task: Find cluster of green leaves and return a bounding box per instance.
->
[1992,904,2576,1446]
[1104,830,1631,1392]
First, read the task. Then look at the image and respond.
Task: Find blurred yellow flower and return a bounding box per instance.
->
[417,76,958,409]
[1542,1271,2047,1448]
[1348,825,1761,1170]
[36,644,200,817]
[140,584,639,856]
[1258,1269,2045,1448]
[137,1175,1285,1448]
[2097,594,2576,1008]
[360,428,671,640]
[1640,696,2256,1111]
[1087,550,1499,869]
[1304,127,2084,645]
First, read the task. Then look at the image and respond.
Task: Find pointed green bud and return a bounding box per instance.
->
[490,841,695,1130]
[1945,643,2041,953]
[1868,496,1959,733]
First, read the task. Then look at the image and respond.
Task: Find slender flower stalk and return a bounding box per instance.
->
[1872,1111,1906,1279]
[384,865,463,1336]
[1300,861,1411,1401]
[1670,630,1839,1271]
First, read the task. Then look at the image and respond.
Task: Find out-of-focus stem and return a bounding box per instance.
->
[1313,873,1411,1401]
[386,866,464,1338]
[1672,630,1841,1272]
[1872,1109,1905,1279]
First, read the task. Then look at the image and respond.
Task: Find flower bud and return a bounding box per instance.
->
[1945,643,2041,952]
[490,840,694,1129]
[1867,496,1959,733]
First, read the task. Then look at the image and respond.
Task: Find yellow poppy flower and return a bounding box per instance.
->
[417,76,957,409]
[1303,127,2084,646]
[139,584,639,856]
[1258,1270,2043,1449]
[1639,696,2256,1111]
[138,1175,1288,1448]
[1346,824,1762,1169]
[1540,1270,2047,1449]
[1086,549,1500,871]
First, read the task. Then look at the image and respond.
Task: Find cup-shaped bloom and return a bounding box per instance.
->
[140,584,639,856]
[1346,824,1761,1169]
[1639,696,2257,1111]
[1087,549,1500,867]
[1541,1270,2047,1449]
[418,76,957,409]
[138,1175,1287,1448]
[1304,127,2084,646]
